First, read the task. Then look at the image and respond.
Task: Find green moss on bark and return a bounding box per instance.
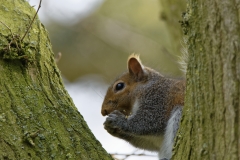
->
[0,0,112,159]
[173,0,240,159]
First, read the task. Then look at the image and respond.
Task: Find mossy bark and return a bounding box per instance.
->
[0,0,112,159]
[172,0,240,159]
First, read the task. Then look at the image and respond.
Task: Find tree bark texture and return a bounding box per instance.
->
[172,0,240,159]
[0,0,112,159]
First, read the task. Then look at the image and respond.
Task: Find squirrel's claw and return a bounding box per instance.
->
[103,110,127,136]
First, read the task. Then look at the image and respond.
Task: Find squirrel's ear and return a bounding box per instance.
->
[128,54,144,78]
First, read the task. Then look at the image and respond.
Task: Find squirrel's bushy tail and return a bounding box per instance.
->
[179,37,188,74]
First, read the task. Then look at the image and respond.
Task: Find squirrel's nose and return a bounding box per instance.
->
[101,109,108,116]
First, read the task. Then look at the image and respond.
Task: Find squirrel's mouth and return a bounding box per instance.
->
[101,106,132,117]
[101,109,108,116]
[101,104,114,116]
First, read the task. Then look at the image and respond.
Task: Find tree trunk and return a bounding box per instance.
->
[0,1,112,159]
[172,0,240,159]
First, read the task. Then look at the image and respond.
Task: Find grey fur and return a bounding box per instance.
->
[103,67,183,160]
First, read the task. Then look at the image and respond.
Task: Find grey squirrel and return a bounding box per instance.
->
[101,54,185,160]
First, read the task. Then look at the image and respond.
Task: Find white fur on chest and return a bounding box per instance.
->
[131,99,140,116]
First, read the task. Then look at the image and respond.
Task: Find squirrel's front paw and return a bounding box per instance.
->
[103,110,127,136]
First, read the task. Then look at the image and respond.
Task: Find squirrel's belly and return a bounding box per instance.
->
[131,134,164,151]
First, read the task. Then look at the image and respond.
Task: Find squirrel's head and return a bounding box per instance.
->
[101,54,150,116]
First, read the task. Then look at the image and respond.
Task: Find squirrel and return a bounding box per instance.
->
[101,54,185,160]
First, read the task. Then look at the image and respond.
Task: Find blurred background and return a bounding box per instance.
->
[28,0,185,159]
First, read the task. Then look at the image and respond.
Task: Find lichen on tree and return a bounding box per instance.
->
[169,0,240,159]
[0,1,112,159]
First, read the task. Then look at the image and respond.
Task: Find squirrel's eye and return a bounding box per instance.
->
[115,82,125,91]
